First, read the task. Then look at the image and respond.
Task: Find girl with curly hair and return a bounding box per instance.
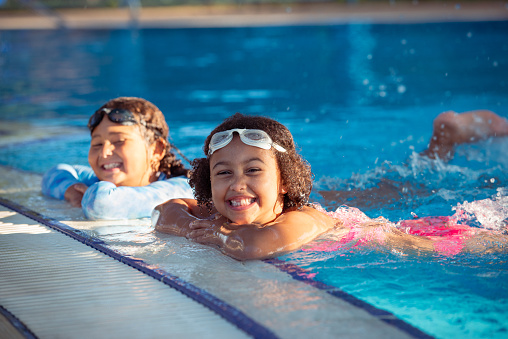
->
[153,113,508,260]
[153,113,338,260]
[42,97,193,220]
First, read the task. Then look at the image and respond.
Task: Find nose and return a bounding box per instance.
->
[100,141,114,158]
[229,174,247,192]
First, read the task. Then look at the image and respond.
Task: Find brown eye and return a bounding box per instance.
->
[217,170,231,176]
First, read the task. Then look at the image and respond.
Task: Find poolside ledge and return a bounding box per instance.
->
[0,1,507,30]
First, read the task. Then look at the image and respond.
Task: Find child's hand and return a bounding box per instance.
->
[64,183,88,207]
[187,222,218,243]
[188,215,229,246]
[188,213,228,229]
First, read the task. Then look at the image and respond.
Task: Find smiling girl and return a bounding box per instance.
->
[153,113,338,260]
[42,97,193,220]
[153,113,507,260]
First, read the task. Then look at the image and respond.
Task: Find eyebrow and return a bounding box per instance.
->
[91,131,130,139]
[212,157,265,170]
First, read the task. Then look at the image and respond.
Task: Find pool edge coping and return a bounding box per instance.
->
[0,197,278,339]
[0,195,434,339]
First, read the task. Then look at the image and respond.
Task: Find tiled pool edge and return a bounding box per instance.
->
[265,258,434,339]
[0,193,433,339]
[0,197,277,339]
[0,305,37,339]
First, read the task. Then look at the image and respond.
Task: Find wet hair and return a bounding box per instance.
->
[190,113,313,210]
[89,97,189,178]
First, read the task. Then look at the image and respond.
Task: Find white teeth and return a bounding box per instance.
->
[230,198,255,207]
[103,163,121,170]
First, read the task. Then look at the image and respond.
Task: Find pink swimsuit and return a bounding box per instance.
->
[304,205,476,256]
[398,216,474,256]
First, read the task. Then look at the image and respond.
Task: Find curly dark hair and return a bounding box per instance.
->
[89,97,189,178]
[190,113,313,210]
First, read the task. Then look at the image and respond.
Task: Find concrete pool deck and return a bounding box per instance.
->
[0,1,507,30]
[0,165,426,338]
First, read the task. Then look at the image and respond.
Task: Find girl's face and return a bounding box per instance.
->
[209,135,286,225]
[88,118,161,187]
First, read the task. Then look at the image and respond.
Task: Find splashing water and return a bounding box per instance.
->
[452,188,508,231]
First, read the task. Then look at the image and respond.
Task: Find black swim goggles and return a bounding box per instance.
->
[88,108,139,131]
[208,128,287,156]
[88,107,163,137]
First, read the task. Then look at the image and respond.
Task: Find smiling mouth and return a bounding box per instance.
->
[228,198,256,208]
[102,162,122,170]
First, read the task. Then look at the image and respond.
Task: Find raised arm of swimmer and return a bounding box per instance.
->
[423,109,508,161]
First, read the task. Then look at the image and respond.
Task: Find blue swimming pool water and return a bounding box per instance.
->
[1,21,507,338]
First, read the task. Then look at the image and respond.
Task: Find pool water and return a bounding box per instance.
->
[1,21,507,338]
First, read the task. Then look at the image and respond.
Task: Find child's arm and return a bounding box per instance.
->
[42,164,97,202]
[156,205,337,260]
[82,177,194,220]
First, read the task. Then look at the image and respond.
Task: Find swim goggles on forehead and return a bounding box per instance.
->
[207,128,287,155]
[88,108,163,137]
[88,108,138,131]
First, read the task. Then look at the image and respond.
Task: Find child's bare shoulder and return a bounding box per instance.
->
[280,205,334,226]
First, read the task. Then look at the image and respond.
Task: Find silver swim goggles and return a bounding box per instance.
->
[208,128,287,155]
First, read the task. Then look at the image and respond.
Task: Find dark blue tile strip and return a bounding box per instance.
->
[264,258,434,339]
[0,197,277,339]
[0,305,38,339]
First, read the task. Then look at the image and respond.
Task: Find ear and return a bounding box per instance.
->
[151,138,166,161]
[280,185,288,194]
